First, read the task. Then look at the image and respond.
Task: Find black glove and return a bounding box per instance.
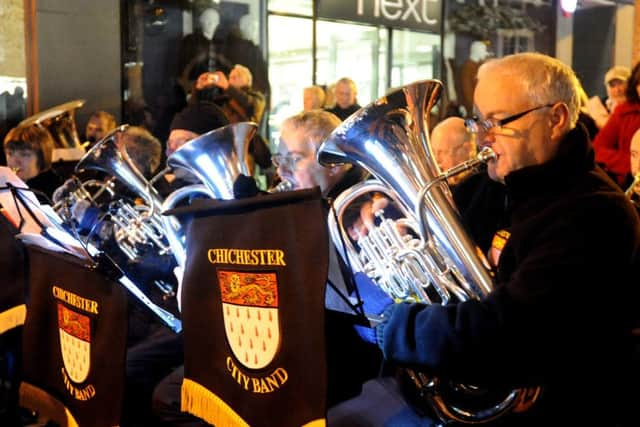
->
[233,174,266,199]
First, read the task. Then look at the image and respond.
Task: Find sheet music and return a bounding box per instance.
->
[0,167,90,260]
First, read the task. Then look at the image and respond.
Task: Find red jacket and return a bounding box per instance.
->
[593,101,640,184]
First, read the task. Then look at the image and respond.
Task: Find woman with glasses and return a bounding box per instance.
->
[592,62,640,187]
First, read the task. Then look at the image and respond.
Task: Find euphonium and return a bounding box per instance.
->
[75,125,172,262]
[317,79,541,424]
[69,125,181,331]
[19,99,85,148]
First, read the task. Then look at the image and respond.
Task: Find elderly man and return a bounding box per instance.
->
[325,77,361,121]
[147,111,380,427]
[84,110,117,146]
[375,53,640,426]
[430,116,477,185]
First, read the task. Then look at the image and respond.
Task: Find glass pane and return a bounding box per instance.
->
[268,0,312,16]
[316,21,387,107]
[122,1,268,146]
[267,15,313,144]
[0,0,28,144]
[391,30,441,88]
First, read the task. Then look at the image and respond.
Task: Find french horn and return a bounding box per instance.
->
[317,80,541,424]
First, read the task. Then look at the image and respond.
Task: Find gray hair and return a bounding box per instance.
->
[122,126,162,176]
[233,64,253,87]
[281,110,341,150]
[477,52,581,127]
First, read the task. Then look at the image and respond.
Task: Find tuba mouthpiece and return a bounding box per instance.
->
[268,180,294,193]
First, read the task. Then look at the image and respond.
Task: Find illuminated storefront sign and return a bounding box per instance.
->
[318,0,441,33]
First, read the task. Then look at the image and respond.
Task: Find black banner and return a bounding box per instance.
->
[20,246,128,427]
[172,188,329,427]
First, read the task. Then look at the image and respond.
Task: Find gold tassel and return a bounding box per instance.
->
[302,419,326,427]
[19,381,79,427]
[0,304,26,334]
[181,377,249,427]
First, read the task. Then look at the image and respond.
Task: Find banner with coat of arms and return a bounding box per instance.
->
[170,187,329,427]
[19,245,128,427]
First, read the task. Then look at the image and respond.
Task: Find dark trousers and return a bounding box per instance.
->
[121,327,184,427]
[152,365,206,427]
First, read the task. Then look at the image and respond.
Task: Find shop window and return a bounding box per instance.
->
[391,29,440,89]
[316,21,388,107]
[267,15,313,144]
[268,0,312,16]
[495,29,534,56]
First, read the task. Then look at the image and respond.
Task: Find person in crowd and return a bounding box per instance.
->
[592,62,640,186]
[372,52,640,426]
[576,83,599,141]
[3,124,62,202]
[193,66,271,177]
[587,65,630,129]
[195,65,265,125]
[155,98,230,197]
[148,110,381,426]
[324,83,336,109]
[325,77,361,121]
[303,85,326,111]
[430,116,477,185]
[626,128,640,204]
[120,102,229,427]
[84,110,117,146]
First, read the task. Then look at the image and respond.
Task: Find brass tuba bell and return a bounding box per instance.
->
[160,122,256,301]
[19,99,85,148]
[317,79,541,424]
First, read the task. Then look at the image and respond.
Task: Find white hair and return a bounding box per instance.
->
[477,52,581,127]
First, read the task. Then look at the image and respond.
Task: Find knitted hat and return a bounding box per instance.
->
[169,102,228,135]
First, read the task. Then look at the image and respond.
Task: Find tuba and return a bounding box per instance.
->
[160,121,256,270]
[19,99,85,148]
[317,80,541,424]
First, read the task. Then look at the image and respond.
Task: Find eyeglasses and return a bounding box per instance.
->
[271,153,306,170]
[464,104,555,138]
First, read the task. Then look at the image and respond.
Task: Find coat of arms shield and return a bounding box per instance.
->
[218,270,280,369]
[57,303,91,384]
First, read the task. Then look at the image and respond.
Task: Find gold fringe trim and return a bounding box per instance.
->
[19,381,80,427]
[302,419,326,427]
[0,304,26,334]
[182,378,249,427]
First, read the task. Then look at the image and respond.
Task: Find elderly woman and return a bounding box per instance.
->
[592,62,640,186]
[3,124,62,201]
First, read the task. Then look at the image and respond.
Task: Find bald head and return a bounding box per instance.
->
[430,117,476,174]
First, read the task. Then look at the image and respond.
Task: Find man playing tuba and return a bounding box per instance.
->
[374,53,640,426]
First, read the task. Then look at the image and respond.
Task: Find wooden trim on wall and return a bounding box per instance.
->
[23,0,38,115]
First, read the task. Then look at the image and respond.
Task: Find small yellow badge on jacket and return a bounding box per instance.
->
[488,229,511,268]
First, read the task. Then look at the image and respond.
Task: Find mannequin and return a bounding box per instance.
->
[459,40,489,116]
